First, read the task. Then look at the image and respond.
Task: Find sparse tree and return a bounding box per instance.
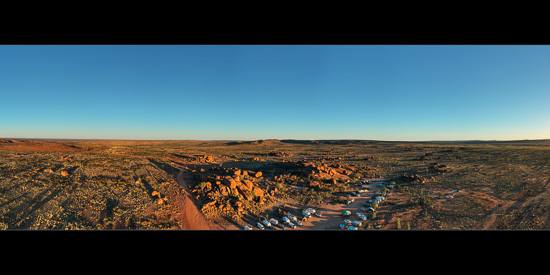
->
[198,181,208,194]
[396,218,401,229]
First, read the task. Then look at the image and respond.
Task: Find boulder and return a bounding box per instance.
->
[242,179,254,191]
[253,186,264,197]
[219,185,229,196]
[235,200,243,208]
[223,177,237,189]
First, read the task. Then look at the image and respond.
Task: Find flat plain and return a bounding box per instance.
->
[1,138,549,230]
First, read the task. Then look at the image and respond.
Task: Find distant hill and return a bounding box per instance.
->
[225,138,550,146]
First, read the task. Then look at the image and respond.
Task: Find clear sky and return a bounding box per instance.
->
[1,45,549,141]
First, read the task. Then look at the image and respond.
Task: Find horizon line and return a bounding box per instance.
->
[2,137,549,143]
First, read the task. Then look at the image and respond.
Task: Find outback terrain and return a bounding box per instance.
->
[1,138,550,230]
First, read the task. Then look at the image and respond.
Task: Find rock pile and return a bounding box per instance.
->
[429,162,450,174]
[195,169,272,217]
[268,151,293,157]
[401,174,427,183]
[197,154,215,163]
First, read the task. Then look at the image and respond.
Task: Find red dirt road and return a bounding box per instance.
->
[175,168,212,230]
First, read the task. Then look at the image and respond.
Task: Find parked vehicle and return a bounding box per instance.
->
[348,226,358,230]
[269,218,279,226]
[352,220,362,227]
[343,219,351,225]
[262,219,272,228]
[278,223,286,229]
[287,213,298,222]
[287,222,296,229]
[342,210,351,216]
[366,207,375,213]
[314,211,322,218]
[282,216,290,223]
[339,224,347,229]
[302,209,311,218]
[359,215,367,221]
[257,222,265,230]
[244,225,253,230]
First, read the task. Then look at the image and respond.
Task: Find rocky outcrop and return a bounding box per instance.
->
[401,174,427,183]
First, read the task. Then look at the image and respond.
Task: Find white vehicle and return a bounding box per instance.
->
[257,222,265,230]
[307,208,316,214]
[348,226,358,230]
[244,225,253,230]
[359,215,367,221]
[352,220,362,227]
[287,222,296,229]
[282,216,290,223]
[343,219,351,225]
[287,213,298,222]
[314,211,322,218]
[262,219,272,228]
[302,209,311,218]
[269,218,279,226]
[295,219,302,226]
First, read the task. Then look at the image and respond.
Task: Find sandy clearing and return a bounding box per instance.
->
[291,178,386,230]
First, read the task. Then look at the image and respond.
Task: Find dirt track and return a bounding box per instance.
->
[175,169,212,230]
[482,178,550,229]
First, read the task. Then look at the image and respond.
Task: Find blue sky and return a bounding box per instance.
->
[1,45,549,141]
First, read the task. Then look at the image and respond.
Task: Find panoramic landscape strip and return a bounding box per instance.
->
[1,138,549,230]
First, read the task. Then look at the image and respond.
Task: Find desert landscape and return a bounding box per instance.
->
[3,45,550,230]
[2,138,549,230]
